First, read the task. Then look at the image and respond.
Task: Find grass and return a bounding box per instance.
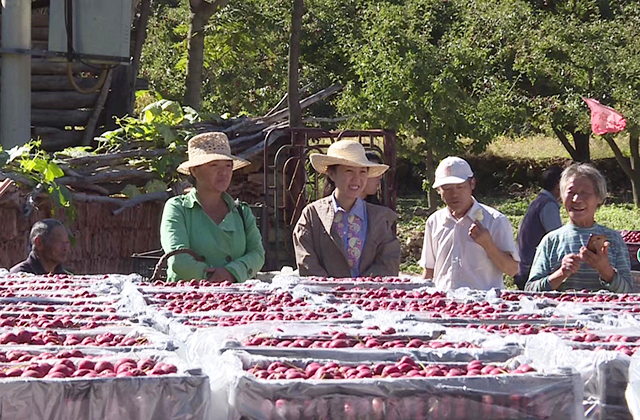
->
[396,197,428,275]
[486,134,630,160]
[397,194,640,285]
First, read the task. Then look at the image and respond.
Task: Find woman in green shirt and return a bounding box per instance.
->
[160,132,265,282]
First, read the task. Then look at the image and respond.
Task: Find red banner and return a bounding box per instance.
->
[582,97,627,135]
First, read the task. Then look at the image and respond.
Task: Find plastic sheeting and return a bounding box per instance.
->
[626,354,640,420]
[0,372,211,420]
[227,351,584,420]
[269,274,434,291]
[217,322,521,363]
[221,344,522,364]
[525,333,632,420]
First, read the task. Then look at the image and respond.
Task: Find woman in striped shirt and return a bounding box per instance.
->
[525,163,632,292]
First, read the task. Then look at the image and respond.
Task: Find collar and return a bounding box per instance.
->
[29,251,67,275]
[446,197,481,222]
[540,189,559,202]
[26,251,46,274]
[567,222,600,231]
[331,193,366,220]
[183,188,235,210]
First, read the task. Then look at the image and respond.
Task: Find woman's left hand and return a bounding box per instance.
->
[206,267,237,283]
[580,242,615,282]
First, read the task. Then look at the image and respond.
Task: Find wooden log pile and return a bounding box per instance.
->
[0,84,342,217]
[0,14,112,151]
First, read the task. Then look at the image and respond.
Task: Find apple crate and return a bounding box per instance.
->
[178,314,361,329]
[299,280,434,291]
[0,370,211,420]
[222,330,521,364]
[632,271,640,294]
[625,243,640,272]
[0,327,177,352]
[584,354,631,409]
[584,401,633,420]
[411,315,585,329]
[283,275,432,290]
[222,343,522,364]
[231,354,583,420]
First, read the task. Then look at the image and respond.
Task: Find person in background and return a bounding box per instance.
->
[525,163,632,292]
[360,151,384,205]
[10,219,71,275]
[420,156,520,290]
[160,132,265,283]
[514,165,564,289]
[293,140,401,277]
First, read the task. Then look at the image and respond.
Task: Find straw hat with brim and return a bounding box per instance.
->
[177,132,251,175]
[309,140,389,178]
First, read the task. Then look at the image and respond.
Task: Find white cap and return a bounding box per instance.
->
[433,156,474,188]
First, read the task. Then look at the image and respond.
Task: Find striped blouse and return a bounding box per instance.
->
[525,223,632,292]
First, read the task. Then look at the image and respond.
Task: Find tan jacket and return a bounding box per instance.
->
[293,196,401,277]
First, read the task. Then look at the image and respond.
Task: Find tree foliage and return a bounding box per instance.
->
[139,0,640,204]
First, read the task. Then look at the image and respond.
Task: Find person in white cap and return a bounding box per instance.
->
[293,140,401,278]
[160,132,265,282]
[419,156,519,290]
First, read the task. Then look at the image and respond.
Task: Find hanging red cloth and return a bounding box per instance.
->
[582,97,627,135]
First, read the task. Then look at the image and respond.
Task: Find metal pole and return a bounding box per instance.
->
[1,0,31,149]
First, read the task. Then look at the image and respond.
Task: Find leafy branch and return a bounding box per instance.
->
[0,140,72,216]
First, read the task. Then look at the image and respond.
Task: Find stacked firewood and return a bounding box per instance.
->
[0,84,342,216]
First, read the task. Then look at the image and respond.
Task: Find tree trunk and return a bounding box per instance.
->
[630,130,640,207]
[571,131,591,162]
[551,126,591,162]
[127,0,152,114]
[287,0,304,127]
[185,0,230,111]
[425,146,439,212]
[184,10,207,111]
[603,130,639,208]
[551,126,577,160]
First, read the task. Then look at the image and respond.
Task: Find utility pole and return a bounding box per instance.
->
[1,0,31,149]
[287,0,303,128]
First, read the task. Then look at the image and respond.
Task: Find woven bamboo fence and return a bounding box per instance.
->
[0,189,162,275]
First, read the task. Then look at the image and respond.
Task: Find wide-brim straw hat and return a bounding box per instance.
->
[177,132,251,175]
[309,140,389,178]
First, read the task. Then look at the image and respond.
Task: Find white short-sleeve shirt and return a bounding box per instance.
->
[419,199,520,290]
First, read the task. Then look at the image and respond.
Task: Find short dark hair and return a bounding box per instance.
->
[365,151,384,165]
[542,165,563,192]
[322,165,338,197]
[29,219,65,248]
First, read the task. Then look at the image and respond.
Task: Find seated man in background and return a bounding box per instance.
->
[10,219,71,275]
[514,165,563,289]
[420,157,519,290]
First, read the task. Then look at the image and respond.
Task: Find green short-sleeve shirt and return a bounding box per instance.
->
[160,189,265,282]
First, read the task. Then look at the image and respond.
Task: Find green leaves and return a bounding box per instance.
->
[144,179,169,194]
[121,184,141,199]
[17,149,64,184]
[43,161,64,183]
[98,99,200,153]
[94,99,200,184]
[7,144,30,163]
[3,140,75,217]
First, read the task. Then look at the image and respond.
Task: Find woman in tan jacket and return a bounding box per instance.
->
[293,140,401,278]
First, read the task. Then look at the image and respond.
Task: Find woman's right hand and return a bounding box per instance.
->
[559,253,582,278]
[548,253,582,289]
[205,267,236,283]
